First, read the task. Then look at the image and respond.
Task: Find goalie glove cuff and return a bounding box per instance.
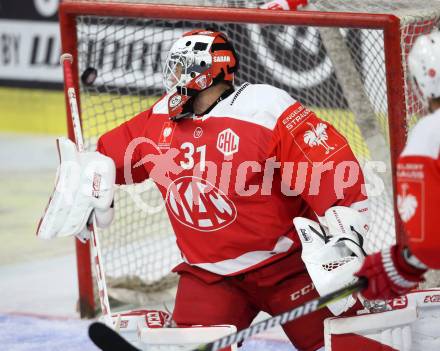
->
[396,246,427,277]
[382,246,421,290]
[355,244,424,300]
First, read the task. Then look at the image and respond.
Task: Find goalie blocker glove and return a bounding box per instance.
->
[355,245,426,300]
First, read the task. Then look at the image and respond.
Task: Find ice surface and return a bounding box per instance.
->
[0,314,97,351]
[0,313,298,351]
[0,133,309,350]
[0,255,78,317]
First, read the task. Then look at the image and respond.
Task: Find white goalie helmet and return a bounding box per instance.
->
[408,31,440,103]
[163,34,213,93]
[162,29,238,119]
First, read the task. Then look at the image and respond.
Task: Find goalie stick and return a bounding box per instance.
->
[88,278,367,351]
[60,53,114,328]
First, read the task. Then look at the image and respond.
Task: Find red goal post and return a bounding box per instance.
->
[59,0,432,318]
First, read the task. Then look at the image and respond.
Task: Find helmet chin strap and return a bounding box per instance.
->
[170,84,235,121]
[196,85,235,116]
[169,95,195,122]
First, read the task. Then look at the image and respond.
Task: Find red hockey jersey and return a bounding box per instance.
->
[397,109,440,269]
[97,83,368,275]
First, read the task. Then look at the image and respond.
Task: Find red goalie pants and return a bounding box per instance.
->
[172,250,361,351]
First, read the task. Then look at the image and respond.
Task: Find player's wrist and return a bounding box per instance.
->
[386,245,424,289]
[402,247,428,271]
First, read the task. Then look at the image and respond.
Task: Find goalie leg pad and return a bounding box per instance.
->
[111,309,237,351]
[325,289,440,351]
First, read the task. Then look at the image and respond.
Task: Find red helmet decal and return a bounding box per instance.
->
[210,35,238,83]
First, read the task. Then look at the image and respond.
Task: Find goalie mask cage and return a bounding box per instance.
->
[59,0,440,318]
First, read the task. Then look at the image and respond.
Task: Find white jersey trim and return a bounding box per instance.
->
[188,235,294,275]
[152,92,172,115]
[206,83,296,131]
[401,109,440,159]
[151,83,297,131]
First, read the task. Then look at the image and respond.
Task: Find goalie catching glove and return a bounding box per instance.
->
[37,137,116,241]
[293,206,368,315]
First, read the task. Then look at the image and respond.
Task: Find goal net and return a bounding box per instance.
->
[59,0,440,316]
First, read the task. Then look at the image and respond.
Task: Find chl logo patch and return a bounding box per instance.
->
[158,121,176,149]
[166,176,237,232]
[217,128,239,157]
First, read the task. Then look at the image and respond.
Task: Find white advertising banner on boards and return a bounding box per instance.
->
[0,19,62,83]
[0,7,385,111]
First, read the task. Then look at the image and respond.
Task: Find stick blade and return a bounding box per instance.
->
[88,322,139,351]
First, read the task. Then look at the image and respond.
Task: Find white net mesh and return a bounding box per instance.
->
[68,0,440,307]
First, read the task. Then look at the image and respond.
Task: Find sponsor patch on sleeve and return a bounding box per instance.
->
[396,169,424,242]
[281,103,347,163]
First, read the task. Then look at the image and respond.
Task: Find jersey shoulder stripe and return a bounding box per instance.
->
[152,93,170,115]
[151,83,297,131]
[209,83,296,130]
[401,110,440,159]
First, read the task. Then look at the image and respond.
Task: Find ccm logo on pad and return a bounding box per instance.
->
[290,283,315,301]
